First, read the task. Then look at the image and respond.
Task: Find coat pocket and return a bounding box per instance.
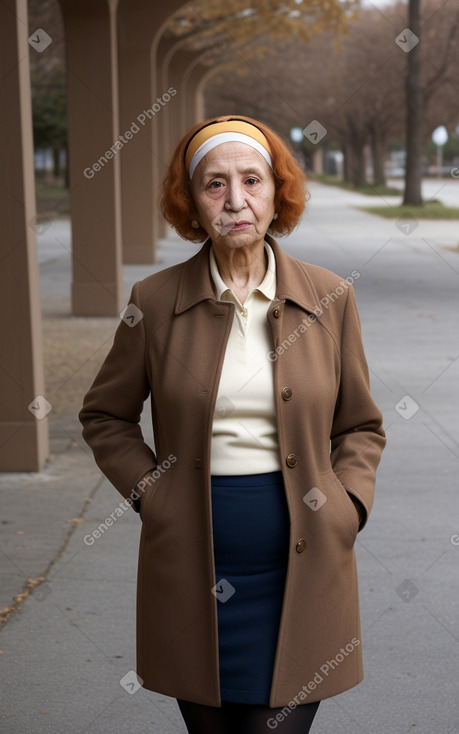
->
[316,469,360,543]
[139,472,161,524]
[329,470,360,539]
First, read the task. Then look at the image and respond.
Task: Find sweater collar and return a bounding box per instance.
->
[209,241,276,302]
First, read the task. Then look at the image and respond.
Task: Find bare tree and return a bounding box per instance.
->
[403,0,423,204]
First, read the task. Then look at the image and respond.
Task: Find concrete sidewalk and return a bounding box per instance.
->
[1,181,459,733]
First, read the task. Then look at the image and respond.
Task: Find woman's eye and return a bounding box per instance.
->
[208,181,223,189]
[246,177,258,186]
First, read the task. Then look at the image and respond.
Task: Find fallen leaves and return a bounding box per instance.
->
[0,576,47,627]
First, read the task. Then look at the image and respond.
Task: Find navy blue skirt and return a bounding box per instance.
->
[211,471,290,704]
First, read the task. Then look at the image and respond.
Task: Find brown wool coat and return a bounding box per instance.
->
[79,235,386,708]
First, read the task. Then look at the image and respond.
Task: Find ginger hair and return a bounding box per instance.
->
[160,114,307,243]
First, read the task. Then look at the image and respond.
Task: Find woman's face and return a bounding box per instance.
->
[190,141,276,251]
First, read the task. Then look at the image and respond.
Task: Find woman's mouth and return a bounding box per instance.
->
[212,215,253,235]
[229,221,252,231]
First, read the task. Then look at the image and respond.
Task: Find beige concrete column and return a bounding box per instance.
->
[57,0,123,315]
[195,66,219,121]
[182,61,208,127]
[156,36,181,184]
[0,0,49,470]
[193,69,206,123]
[117,2,185,263]
[155,42,208,242]
[153,35,179,242]
[162,47,202,159]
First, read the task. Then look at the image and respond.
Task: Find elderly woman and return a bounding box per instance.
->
[79,115,386,734]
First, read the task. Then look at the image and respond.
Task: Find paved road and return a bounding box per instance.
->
[1,181,459,733]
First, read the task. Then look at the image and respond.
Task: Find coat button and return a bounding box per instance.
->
[286,453,297,468]
[282,387,293,401]
[296,538,306,553]
[273,308,280,319]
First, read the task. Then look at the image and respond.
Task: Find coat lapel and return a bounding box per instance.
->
[174,234,322,317]
[266,235,323,316]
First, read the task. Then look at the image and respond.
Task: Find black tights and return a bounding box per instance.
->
[177,698,320,734]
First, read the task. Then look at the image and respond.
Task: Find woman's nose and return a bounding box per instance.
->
[224,182,246,211]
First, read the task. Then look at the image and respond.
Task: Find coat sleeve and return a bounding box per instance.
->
[330,284,386,530]
[79,282,157,508]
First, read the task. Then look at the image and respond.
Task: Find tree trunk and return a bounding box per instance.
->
[343,143,352,183]
[403,0,423,205]
[343,139,366,187]
[52,146,60,178]
[370,124,386,186]
[64,143,70,189]
[350,140,366,188]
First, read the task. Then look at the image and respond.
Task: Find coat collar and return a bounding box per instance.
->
[174,234,321,316]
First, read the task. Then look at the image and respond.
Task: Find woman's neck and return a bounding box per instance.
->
[211,240,267,305]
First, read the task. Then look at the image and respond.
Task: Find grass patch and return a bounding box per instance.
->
[35,184,69,199]
[35,183,70,216]
[358,202,459,219]
[311,173,401,197]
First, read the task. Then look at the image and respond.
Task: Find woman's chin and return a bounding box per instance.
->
[213,230,264,249]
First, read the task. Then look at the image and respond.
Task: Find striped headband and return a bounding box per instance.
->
[185,121,273,179]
